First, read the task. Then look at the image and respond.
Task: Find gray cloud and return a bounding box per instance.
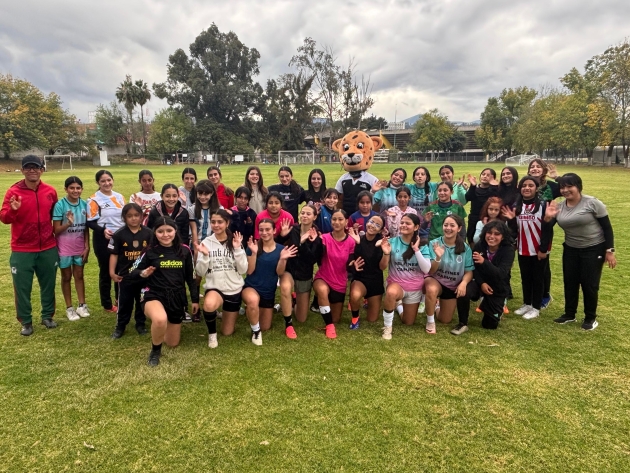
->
[1,0,629,123]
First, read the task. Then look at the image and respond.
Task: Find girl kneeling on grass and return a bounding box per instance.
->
[130,217,199,367]
[53,176,90,320]
[313,210,360,339]
[242,219,298,344]
[109,203,153,339]
[195,210,248,348]
[424,215,474,335]
[380,214,431,340]
[277,205,322,327]
[467,220,515,331]
[501,176,552,321]
[348,214,387,330]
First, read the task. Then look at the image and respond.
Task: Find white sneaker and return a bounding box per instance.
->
[522,308,540,320]
[66,307,80,321]
[251,331,263,346]
[76,304,90,318]
[208,333,218,348]
[514,304,532,315]
[217,311,223,319]
[238,307,246,316]
[273,303,281,312]
[382,326,392,340]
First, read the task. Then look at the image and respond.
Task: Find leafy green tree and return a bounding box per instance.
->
[362,114,388,130]
[148,108,193,155]
[94,102,128,148]
[134,79,151,153]
[115,75,137,153]
[407,109,454,158]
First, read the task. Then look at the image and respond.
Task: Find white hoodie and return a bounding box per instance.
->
[195,234,248,295]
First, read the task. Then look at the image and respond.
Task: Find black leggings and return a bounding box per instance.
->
[517,254,548,310]
[93,233,118,310]
[562,242,606,320]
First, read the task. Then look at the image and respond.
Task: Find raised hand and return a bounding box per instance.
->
[194,241,209,256]
[424,211,434,223]
[247,236,258,255]
[379,237,391,255]
[472,251,485,265]
[352,256,365,271]
[545,201,559,221]
[64,210,74,225]
[371,180,384,192]
[232,231,243,248]
[9,195,22,211]
[432,241,445,259]
[280,218,292,237]
[489,178,499,186]
[468,174,477,186]
[141,266,156,278]
[456,174,465,186]
[280,245,298,260]
[347,226,360,244]
[501,205,515,220]
[547,164,558,179]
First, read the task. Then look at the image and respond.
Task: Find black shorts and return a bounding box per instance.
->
[141,291,185,324]
[328,288,346,305]
[205,289,242,313]
[353,277,385,299]
[259,297,275,309]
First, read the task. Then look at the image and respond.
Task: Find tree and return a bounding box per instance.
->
[407,109,455,159]
[94,102,128,148]
[148,108,194,155]
[585,39,630,167]
[134,79,151,153]
[0,74,75,159]
[362,114,388,130]
[115,75,137,153]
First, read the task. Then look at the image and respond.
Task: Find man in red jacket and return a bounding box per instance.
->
[0,155,59,336]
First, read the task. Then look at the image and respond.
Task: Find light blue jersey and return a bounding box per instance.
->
[427,236,474,290]
[53,197,87,257]
[409,182,439,215]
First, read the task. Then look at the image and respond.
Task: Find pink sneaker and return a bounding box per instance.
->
[325,324,337,339]
[285,326,297,339]
[104,306,118,313]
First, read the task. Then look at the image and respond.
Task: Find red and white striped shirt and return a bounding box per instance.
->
[516,202,546,256]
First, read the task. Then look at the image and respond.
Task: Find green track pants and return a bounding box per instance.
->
[10,248,59,324]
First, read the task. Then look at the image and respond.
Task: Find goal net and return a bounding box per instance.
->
[278,150,315,166]
[505,154,539,166]
[43,155,74,170]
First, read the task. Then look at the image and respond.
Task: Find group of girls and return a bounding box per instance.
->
[52,158,615,366]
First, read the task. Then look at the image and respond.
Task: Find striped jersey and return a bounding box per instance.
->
[516,201,546,256]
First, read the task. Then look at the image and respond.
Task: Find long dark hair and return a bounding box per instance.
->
[265,191,284,210]
[442,214,466,254]
[278,166,301,195]
[478,220,514,249]
[256,218,276,258]
[64,176,83,189]
[138,169,155,192]
[412,166,432,206]
[499,166,519,206]
[308,168,327,193]
[181,167,197,205]
[194,179,220,219]
[515,176,541,216]
[245,166,268,199]
[95,170,113,184]
[389,168,407,188]
[149,216,184,257]
[401,213,421,262]
[211,209,236,253]
[121,203,143,222]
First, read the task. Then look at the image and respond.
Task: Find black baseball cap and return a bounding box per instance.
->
[21,155,43,168]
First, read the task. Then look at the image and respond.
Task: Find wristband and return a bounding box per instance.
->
[435,257,442,263]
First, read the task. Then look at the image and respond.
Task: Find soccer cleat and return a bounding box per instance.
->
[41,319,57,329]
[522,308,540,320]
[450,323,469,336]
[251,330,263,346]
[66,307,80,321]
[503,305,509,314]
[208,333,218,348]
[21,323,33,336]
[581,319,598,331]
[183,312,192,323]
[285,326,297,339]
[554,314,577,324]
[310,305,320,313]
[382,326,392,340]
[325,324,337,339]
[349,320,360,330]
[274,303,281,312]
[104,306,118,313]
[147,349,161,367]
[476,297,484,313]
[238,307,246,316]
[426,321,437,334]
[76,304,90,318]
[514,304,532,316]
[540,295,553,310]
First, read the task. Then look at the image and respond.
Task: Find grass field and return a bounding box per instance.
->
[0,161,629,472]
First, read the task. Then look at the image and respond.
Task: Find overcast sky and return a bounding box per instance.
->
[2,0,629,124]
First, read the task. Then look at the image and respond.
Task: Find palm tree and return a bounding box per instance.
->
[134,79,151,153]
[115,75,136,153]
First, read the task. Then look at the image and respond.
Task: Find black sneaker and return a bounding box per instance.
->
[135,325,148,335]
[21,323,33,336]
[182,312,192,323]
[147,349,161,366]
[192,312,201,323]
[554,314,576,324]
[581,319,599,331]
[111,328,125,339]
[41,319,57,329]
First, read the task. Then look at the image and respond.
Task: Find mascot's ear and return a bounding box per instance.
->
[371,136,384,151]
[332,138,343,153]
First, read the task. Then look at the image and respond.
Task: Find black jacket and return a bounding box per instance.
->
[472,241,515,298]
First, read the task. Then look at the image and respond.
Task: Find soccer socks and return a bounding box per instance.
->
[383,309,394,327]
[250,322,261,333]
[427,315,435,324]
[203,310,218,334]
[283,315,293,328]
[319,305,333,326]
[396,304,403,315]
[351,310,360,325]
[151,343,162,352]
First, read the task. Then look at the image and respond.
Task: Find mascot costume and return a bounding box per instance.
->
[332,130,384,215]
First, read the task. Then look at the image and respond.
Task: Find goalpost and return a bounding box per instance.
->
[277,150,316,166]
[43,155,74,170]
[504,154,539,166]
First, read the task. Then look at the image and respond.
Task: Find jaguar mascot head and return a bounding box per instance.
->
[332,130,383,177]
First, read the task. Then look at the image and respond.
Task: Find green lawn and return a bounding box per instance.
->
[0,162,629,472]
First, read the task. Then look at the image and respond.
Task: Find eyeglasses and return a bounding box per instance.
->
[367,219,382,229]
[23,165,42,171]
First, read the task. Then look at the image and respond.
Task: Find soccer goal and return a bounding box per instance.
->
[43,155,74,170]
[505,154,539,166]
[278,150,315,166]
